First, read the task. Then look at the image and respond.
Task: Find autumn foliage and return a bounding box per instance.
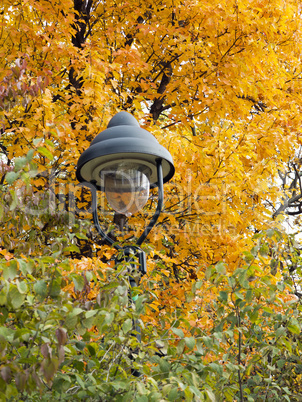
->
[1,0,302,400]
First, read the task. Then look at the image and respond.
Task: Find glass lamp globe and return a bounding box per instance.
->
[101,162,151,217]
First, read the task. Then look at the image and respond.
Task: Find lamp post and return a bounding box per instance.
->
[76,111,174,372]
[76,111,174,272]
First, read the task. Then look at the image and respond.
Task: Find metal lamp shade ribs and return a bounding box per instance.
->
[76,112,175,189]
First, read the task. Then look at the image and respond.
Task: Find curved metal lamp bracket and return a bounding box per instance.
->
[90,159,164,273]
[90,183,122,250]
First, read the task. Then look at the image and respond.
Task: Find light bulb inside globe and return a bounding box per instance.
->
[101,162,151,217]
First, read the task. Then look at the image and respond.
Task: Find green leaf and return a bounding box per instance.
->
[168,388,179,401]
[266,228,280,238]
[202,336,213,348]
[111,379,129,390]
[41,256,55,264]
[237,269,249,288]
[45,139,55,148]
[136,396,148,402]
[0,327,14,340]
[171,328,184,338]
[277,359,286,369]
[14,156,27,171]
[5,171,19,184]
[235,291,244,300]
[83,316,96,329]
[63,245,80,253]
[71,274,85,292]
[85,271,93,282]
[177,339,185,354]
[85,310,97,319]
[70,308,83,316]
[216,262,226,274]
[243,250,255,261]
[196,339,204,355]
[246,289,253,303]
[0,291,6,306]
[8,286,25,309]
[33,137,43,146]
[3,260,18,281]
[159,358,170,373]
[184,336,195,350]
[17,259,29,275]
[249,309,259,323]
[288,324,300,335]
[16,281,28,294]
[33,280,48,297]
[122,318,132,334]
[75,341,86,350]
[219,291,228,302]
[260,243,269,257]
[189,386,202,398]
[275,326,286,338]
[26,149,35,162]
[37,146,53,161]
[75,374,85,389]
[75,233,88,240]
[65,314,78,329]
[208,362,223,375]
[135,295,145,313]
[205,389,216,402]
[49,279,61,297]
[87,344,96,356]
[205,266,213,281]
[104,312,114,325]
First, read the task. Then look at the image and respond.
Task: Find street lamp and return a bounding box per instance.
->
[76,112,174,364]
[76,111,175,277]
